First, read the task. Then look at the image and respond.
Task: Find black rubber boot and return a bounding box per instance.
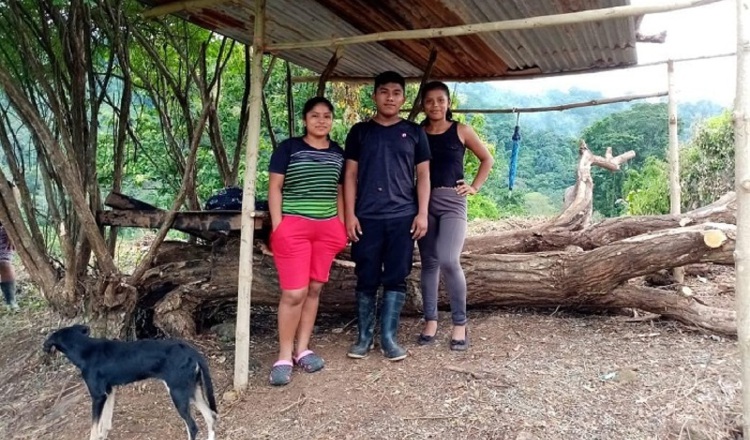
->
[1,281,18,310]
[380,290,407,361]
[347,291,376,358]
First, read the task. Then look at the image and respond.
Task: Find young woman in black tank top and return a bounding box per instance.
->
[417,81,494,350]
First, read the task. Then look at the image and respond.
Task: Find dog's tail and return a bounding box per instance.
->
[196,355,217,413]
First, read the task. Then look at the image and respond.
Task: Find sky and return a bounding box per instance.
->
[490,0,737,107]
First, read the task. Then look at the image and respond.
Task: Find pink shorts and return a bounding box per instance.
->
[270,216,348,290]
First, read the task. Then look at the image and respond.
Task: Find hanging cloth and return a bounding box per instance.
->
[509,112,521,191]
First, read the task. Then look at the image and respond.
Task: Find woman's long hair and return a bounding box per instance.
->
[420,81,453,126]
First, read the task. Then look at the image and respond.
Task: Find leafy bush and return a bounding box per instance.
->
[467,193,500,220]
[622,156,670,215]
[493,189,527,218]
[681,111,734,210]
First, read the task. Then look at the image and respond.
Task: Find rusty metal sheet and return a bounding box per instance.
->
[138,0,638,80]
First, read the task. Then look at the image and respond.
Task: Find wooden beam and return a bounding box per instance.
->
[235,0,265,392]
[734,0,750,437]
[291,52,737,85]
[266,0,725,51]
[636,31,668,43]
[667,60,684,283]
[104,191,159,211]
[97,209,266,231]
[317,47,344,97]
[141,0,231,19]
[401,91,668,115]
[407,48,438,122]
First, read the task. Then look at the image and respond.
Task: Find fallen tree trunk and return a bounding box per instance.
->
[464,191,737,253]
[143,223,736,337]
[131,140,738,338]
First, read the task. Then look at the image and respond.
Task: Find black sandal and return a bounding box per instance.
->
[417,333,436,346]
[417,321,438,346]
[450,327,469,351]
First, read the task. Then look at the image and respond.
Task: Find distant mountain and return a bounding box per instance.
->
[449,82,727,213]
[452,82,726,140]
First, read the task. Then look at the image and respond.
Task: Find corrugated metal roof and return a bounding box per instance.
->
[139,0,639,81]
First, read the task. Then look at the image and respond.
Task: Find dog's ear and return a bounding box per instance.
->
[43,332,58,354]
[72,324,90,336]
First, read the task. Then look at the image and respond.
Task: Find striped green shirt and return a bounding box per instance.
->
[269,137,344,219]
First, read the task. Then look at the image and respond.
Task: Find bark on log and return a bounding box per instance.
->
[143,223,736,337]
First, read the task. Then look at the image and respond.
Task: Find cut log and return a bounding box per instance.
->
[464,191,736,254]
[143,223,737,337]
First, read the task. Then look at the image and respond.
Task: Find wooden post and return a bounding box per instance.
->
[234,0,265,392]
[407,48,438,122]
[667,60,684,283]
[286,61,295,138]
[316,47,344,97]
[735,0,750,436]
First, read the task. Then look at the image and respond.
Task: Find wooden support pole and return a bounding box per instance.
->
[234,0,265,392]
[667,60,684,283]
[261,91,278,150]
[401,91,668,115]
[263,55,278,87]
[316,47,344,97]
[141,0,231,18]
[286,61,295,138]
[735,0,750,436]
[262,56,278,149]
[267,0,725,52]
[407,48,438,122]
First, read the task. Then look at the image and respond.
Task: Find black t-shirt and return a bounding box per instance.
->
[345,119,431,219]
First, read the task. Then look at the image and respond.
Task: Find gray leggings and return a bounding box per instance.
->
[417,188,468,326]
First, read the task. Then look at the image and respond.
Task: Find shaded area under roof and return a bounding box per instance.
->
[139,0,640,81]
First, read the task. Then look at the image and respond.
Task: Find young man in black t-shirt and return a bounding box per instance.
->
[344,71,431,361]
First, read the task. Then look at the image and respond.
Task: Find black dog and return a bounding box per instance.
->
[43,325,218,440]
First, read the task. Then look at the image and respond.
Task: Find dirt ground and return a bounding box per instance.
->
[0,249,743,439]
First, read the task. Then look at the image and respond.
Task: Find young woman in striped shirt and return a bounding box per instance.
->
[267,97,348,386]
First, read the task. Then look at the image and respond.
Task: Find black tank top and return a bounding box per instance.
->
[425,122,465,188]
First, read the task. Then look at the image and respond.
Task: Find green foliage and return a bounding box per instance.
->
[681,111,734,210]
[622,156,670,215]
[467,194,500,219]
[494,190,527,218]
[582,103,671,217]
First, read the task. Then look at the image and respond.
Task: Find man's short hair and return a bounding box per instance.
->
[374,71,405,91]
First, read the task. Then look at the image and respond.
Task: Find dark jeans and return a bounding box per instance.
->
[351,215,415,294]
